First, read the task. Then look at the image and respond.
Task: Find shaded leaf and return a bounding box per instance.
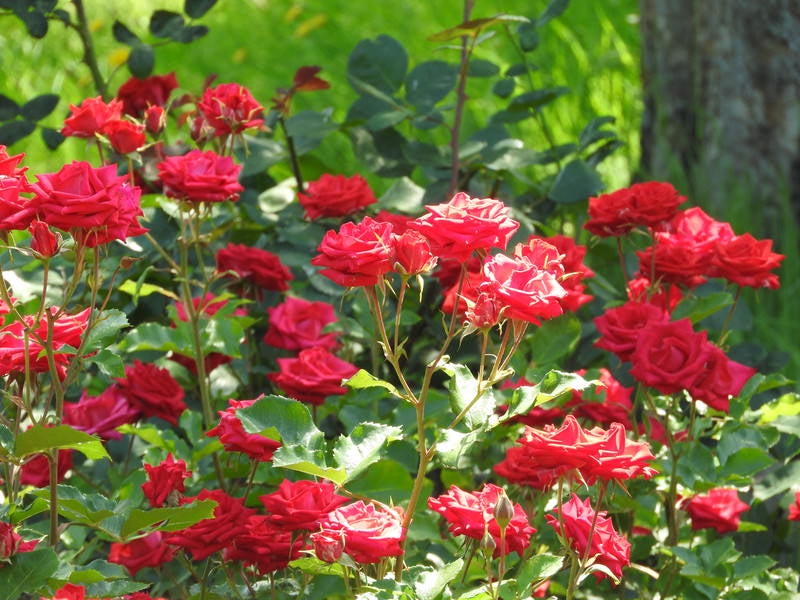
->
[121,500,216,538]
[536,0,570,27]
[112,20,139,45]
[0,120,36,146]
[492,78,515,98]
[345,459,414,504]
[525,313,582,365]
[41,127,65,149]
[509,87,570,112]
[149,10,184,38]
[516,554,564,595]
[83,309,128,353]
[20,9,48,38]
[184,0,216,19]
[21,93,58,121]
[405,60,458,109]
[172,24,208,43]
[0,94,19,120]
[128,44,154,78]
[549,159,604,203]
[0,547,58,600]
[348,35,408,95]
[468,59,500,77]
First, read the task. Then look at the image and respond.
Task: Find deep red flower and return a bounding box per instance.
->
[314,501,405,564]
[584,181,686,237]
[100,119,146,154]
[63,385,140,440]
[268,346,359,405]
[0,146,35,231]
[593,300,671,363]
[787,491,800,521]
[683,488,749,534]
[216,243,294,292]
[711,233,784,289]
[392,229,437,276]
[311,216,395,287]
[298,173,377,219]
[61,97,123,138]
[263,296,340,351]
[206,398,281,462]
[116,360,186,426]
[686,344,757,412]
[260,479,349,532]
[625,275,683,312]
[116,72,179,117]
[196,82,264,136]
[141,453,192,508]
[408,192,519,262]
[20,449,73,488]
[225,515,303,574]
[546,494,631,581]
[568,368,633,428]
[0,521,35,564]
[428,483,535,557]
[157,149,243,202]
[108,531,176,576]
[45,583,86,600]
[636,232,709,288]
[28,220,59,258]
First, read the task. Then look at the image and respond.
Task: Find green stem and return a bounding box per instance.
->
[278,116,304,192]
[70,0,108,99]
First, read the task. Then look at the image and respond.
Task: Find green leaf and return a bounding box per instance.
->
[525,313,581,365]
[33,485,115,526]
[118,279,179,302]
[121,499,216,538]
[20,94,58,121]
[184,0,217,19]
[85,580,148,598]
[112,20,139,45]
[438,428,483,469]
[492,78,515,98]
[378,177,425,213]
[410,559,464,600]
[536,0,570,26]
[88,348,125,379]
[149,10,184,38]
[427,14,529,42]
[68,560,127,584]
[0,94,20,120]
[508,87,570,112]
[41,127,65,149]
[284,109,338,155]
[441,361,497,430]
[366,109,409,131]
[121,322,192,354]
[83,309,128,353]
[171,24,208,43]
[505,369,593,420]
[239,136,286,176]
[672,291,735,324]
[405,60,458,109]
[347,35,408,95]
[516,553,564,595]
[0,546,58,600]
[732,555,776,579]
[128,44,155,78]
[333,422,402,483]
[345,459,414,504]
[468,59,500,77]
[517,22,539,51]
[20,9,48,38]
[549,159,604,203]
[346,369,402,399]
[0,120,36,146]
[0,424,13,456]
[16,424,109,461]
[720,447,773,480]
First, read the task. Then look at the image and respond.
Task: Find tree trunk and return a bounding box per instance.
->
[639,0,800,235]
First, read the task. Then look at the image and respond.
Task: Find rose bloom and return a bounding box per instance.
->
[625,275,683,312]
[0,521,35,564]
[61,96,123,138]
[142,453,192,508]
[686,344,757,412]
[206,398,281,462]
[593,300,671,363]
[546,494,631,581]
[100,119,146,154]
[116,72,179,117]
[225,515,303,574]
[268,346,359,405]
[312,528,344,563]
[108,531,176,576]
[656,206,735,254]
[263,296,340,351]
[636,232,710,288]
[374,209,415,234]
[711,233,784,289]
[215,243,294,292]
[315,501,405,564]
[31,161,146,247]
[568,368,633,428]
[788,491,800,521]
[260,479,349,532]
[20,449,73,487]
[311,216,395,287]
[537,234,595,311]
[629,318,711,395]
[29,220,60,258]
[393,229,438,276]
[408,192,519,262]
[157,149,244,202]
[0,146,35,231]
[63,385,140,440]
[428,483,535,557]
[584,181,686,236]
[125,593,167,600]
[298,173,377,219]
[0,307,89,379]
[196,82,264,136]
[165,489,255,560]
[683,488,749,534]
[44,583,86,600]
[116,360,186,426]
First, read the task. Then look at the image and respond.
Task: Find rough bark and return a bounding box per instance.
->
[639,0,800,234]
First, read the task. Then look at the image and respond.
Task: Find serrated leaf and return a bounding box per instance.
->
[526,313,582,365]
[0,120,36,146]
[410,559,464,600]
[438,428,482,469]
[16,424,109,461]
[69,560,127,584]
[0,424,13,456]
[118,279,179,302]
[121,322,192,354]
[184,0,216,19]
[516,553,564,594]
[121,499,216,538]
[0,547,58,600]
[506,369,593,420]
[20,94,58,121]
[720,447,773,479]
[128,44,154,78]
[672,291,734,323]
[441,361,497,430]
[112,20,139,45]
[333,422,402,483]
[83,309,128,352]
[33,485,115,526]
[549,159,604,203]
[346,369,402,398]
[0,94,19,120]
[345,459,414,503]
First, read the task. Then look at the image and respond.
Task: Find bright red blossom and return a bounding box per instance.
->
[594,300,671,363]
[263,296,340,351]
[225,515,303,574]
[711,233,783,289]
[206,398,281,462]
[108,531,176,576]
[100,119,146,154]
[787,491,800,521]
[683,488,749,534]
[216,242,294,292]
[260,479,349,532]
[63,386,140,440]
[116,360,186,426]
[314,501,405,564]
[157,149,243,202]
[298,173,377,219]
[116,72,179,117]
[196,82,264,136]
[269,346,359,405]
[61,97,123,138]
[584,181,687,236]
[142,454,192,508]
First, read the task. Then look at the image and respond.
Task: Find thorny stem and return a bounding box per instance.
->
[448,0,476,197]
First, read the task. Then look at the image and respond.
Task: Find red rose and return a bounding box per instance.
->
[441,268,483,319]
[393,229,438,276]
[31,161,146,247]
[656,206,734,253]
[374,209,415,234]
[464,291,503,329]
[625,276,683,312]
[687,344,757,412]
[116,360,186,426]
[593,300,671,363]
[144,105,166,136]
[298,173,377,219]
[61,96,123,138]
[165,489,255,560]
[196,82,263,136]
[711,233,784,289]
[408,192,519,262]
[46,583,86,600]
[528,234,595,311]
[0,521,21,563]
[28,220,60,258]
[260,479,349,532]
[583,422,658,483]
[100,119,146,154]
[584,181,686,237]
[116,72,179,117]
[225,515,303,574]
[683,488,749,534]
[206,398,281,462]
[0,147,35,231]
[316,501,405,564]
[636,232,709,288]
[428,483,535,557]
[311,216,395,287]
[568,368,633,428]
[311,528,344,563]
[0,307,89,379]
[141,453,192,508]
[215,243,294,292]
[108,531,176,576]
[629,318,711,394]
[157,149,244,202]
[546,494,631,581]
[268,346,359,405]
[263,296,340,351]
[788,491,800,521]
[63,386,140,440]
[20,449,73,488]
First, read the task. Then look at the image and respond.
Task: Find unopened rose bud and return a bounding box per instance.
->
[480,529,496,556]
[144,105,166,136]
[312,529,344,563]
[393,230,437,276]
[0,522,20,561]
[493,488,515,531]
[29,220,59,258]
